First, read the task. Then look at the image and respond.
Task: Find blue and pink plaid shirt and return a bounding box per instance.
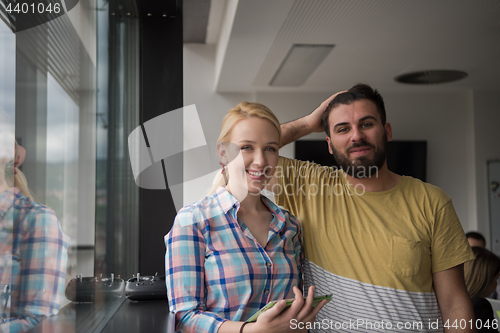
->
[165,187,303,333]
[0,187,69,333]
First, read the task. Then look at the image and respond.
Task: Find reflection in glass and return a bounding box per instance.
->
[2,1,99,330]
[46,72,80,252]
[1,0,141,329]
[0,20,15,120]
[1,112,69,333]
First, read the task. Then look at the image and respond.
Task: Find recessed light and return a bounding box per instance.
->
[395,70,468,84]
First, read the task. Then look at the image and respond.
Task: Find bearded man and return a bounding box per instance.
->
[270,84,475,332]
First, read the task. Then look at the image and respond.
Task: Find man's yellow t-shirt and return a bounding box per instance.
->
[275,157,474,332]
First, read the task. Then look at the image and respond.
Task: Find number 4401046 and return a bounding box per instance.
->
[444,319,499,330]
[6,2,61,14]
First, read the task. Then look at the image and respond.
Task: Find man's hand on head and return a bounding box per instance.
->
[305,90,347,133]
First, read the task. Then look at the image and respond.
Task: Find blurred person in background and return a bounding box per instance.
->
[467,231,487,248]
[464,246,500,332]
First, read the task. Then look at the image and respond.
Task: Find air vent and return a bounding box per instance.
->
[395,70,467,84]
[270,44,334,87]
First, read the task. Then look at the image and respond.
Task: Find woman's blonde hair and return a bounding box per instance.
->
[207,101,281,196]
[464,246,500,298]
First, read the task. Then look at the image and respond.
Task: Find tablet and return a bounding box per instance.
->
[246,294,332,322]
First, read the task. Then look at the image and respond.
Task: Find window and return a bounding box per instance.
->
[0,0,140,329]
[1,0,166,329]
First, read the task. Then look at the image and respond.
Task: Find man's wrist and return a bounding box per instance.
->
[303,113,314,133]
[281,116,311,147]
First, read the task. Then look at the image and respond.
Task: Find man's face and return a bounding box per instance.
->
[325,99,392,178]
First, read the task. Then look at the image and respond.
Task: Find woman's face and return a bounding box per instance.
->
[222,117,279,199]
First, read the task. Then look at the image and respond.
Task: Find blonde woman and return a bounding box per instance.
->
[0,116,69,333]
[464,246,500,332]
[165,102,325,333]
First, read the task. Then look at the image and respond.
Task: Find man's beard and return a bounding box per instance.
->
[330,133,388,179]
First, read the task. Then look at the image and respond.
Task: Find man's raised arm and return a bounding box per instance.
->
[279,91,345,148]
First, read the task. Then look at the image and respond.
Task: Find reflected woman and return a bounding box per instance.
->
[0,113,69,333]
[165,102,325,333]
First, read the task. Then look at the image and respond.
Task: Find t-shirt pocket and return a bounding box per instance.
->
[390,235,427,277]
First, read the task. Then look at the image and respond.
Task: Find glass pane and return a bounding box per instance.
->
[46,73,80,243]
[1,0,141,329]
[1,4,99,331]
[0,20,15,120]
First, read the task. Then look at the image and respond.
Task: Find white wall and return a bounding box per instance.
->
[384,91,475,231]
[183,44,253,205]
[473,90,500,248]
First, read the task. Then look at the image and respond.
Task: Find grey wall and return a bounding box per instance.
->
[473,90,500,249]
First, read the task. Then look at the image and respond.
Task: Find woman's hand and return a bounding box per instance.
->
[247,286,328,333]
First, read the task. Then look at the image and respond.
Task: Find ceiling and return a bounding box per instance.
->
[209,0,500,93]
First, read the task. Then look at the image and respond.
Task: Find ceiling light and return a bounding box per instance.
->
[270,44,334,87]
[395,70,468,84]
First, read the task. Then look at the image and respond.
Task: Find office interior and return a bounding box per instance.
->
[1,0,500,331]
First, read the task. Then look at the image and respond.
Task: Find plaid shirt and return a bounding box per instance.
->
[0,187,69,333]
[165,187,303,333]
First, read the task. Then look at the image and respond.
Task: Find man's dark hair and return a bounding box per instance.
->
[321,83,386,137]
[466,231,486,246]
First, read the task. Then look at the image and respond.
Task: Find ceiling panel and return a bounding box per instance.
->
[218,0,500,92]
